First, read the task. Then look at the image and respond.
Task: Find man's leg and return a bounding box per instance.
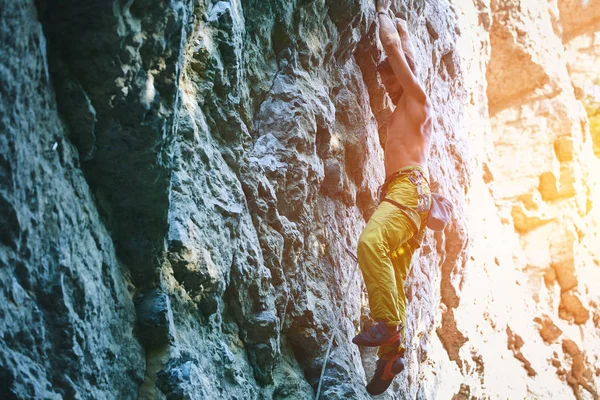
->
[377,239,418,357]
[356,201,417,329]
[365,226,424,396]
[372,169,429,356]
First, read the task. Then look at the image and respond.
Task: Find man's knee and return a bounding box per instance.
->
[358,224,388,266]
[358,224,378,251]
[357,232,371,260]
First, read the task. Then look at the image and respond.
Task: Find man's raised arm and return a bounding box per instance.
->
[395,18,417,72]
[376,1,426,102]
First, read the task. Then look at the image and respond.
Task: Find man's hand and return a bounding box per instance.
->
[395,17,408,35]
[376,0,391,13]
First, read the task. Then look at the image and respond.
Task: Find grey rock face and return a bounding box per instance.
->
[0,1,144,398]
[2,0,475,399]
[35,0,194,284]
[135,289,176,347]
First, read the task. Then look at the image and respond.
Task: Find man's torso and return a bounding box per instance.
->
[384,95,433,179]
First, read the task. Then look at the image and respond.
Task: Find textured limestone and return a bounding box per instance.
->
[558,0,600,41]
[135,289,176,348]
[2,0,600,399]
[0,1,144,398]
[444,0,600,399]
[35,0,192,284]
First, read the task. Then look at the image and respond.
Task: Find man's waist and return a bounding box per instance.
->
[384,165,429,185]
[379,165,431,214]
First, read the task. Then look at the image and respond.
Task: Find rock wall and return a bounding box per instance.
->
[1,0,599,399]
[0,2,144,398]
[434,0,600,399]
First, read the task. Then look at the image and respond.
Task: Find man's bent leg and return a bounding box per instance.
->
[377,240,417,357]
[374,170,428,357]
[357,201,417,327]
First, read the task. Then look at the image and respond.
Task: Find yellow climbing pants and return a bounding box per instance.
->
[357,165,430,357]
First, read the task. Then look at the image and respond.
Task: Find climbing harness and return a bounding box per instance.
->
[379,169,453,232]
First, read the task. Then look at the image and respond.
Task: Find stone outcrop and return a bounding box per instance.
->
[0,2,144,398]
[442,0,600,398]
[1,0,599,399]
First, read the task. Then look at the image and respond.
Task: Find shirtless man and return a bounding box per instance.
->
[351,0,433,394]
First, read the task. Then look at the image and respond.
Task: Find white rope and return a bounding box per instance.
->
[314,222,361,400]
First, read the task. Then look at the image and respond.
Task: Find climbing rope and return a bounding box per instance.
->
[314,222,361,400]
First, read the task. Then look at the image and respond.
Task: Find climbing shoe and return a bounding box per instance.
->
[351,321,401,347]
[366,353,405,395]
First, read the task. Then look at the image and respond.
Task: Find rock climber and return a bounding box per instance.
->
[351,0,433,395]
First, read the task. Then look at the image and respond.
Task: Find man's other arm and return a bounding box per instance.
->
[378,13,426,103]
[395,18,417,71]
